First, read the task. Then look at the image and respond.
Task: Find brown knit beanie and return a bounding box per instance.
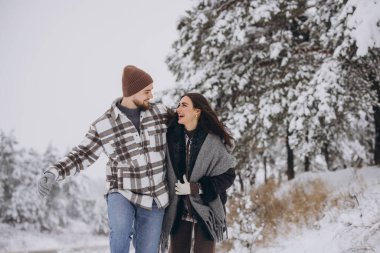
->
[122,65,153,97]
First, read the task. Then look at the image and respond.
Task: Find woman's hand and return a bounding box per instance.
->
[175,175,191,195]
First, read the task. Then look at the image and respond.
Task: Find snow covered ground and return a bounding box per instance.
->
[254,167,380,253]
[0,224,109,253]
[1,167,379,253]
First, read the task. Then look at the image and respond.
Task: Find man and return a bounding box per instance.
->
[38,65,169,253]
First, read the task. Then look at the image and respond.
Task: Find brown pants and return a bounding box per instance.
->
[169,220,216,253]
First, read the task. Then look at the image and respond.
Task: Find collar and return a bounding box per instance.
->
[110,97,151,121]
[184,128,196,139]
[110,98,123,120]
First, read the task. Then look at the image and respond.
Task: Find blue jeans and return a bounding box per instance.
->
[107,192,165,253]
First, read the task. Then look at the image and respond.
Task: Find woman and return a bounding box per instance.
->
[161,93,236,253]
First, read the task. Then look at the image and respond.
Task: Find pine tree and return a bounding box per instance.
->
[167,0,324,184]
[0,131,19,222]
[166,1,380,251]
[167,0,380,184]
[0,130,108,233]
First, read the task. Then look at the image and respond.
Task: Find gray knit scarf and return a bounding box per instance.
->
[160,133,236,252]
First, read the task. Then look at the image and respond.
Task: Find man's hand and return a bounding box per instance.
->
[38,171,56,199]
[175,175,191,195]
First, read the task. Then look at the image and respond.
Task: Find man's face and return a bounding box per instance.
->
[132,83,153,110]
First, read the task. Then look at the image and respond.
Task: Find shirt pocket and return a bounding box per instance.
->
[104,135,137,163]
[145,124,167,151]
[147,124,167,135]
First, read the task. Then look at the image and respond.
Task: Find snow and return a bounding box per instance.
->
[345,0,380,56]
[2,1,380,252]
[250,1,280,23]
[0,223,110,253]
[330,0,380,57]
[269,42,284,59]
[2,167,379,253]
[251,167,380,253]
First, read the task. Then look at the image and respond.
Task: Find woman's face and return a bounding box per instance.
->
[176,96,200,130]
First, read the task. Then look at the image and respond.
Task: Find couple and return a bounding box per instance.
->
[38,65,236,253]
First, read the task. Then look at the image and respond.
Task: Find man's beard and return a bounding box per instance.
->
[133,99,150,110]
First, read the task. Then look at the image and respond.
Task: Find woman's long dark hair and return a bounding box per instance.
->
[168,92,234,147]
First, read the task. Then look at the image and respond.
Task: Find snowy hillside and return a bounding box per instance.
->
[244,167,380,253]
[0,223,109,253]
[1,167,379,253]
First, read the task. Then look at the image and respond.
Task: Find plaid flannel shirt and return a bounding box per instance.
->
[47,98,169,210]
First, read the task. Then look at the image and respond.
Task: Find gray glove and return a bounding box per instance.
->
[38,171,56,199]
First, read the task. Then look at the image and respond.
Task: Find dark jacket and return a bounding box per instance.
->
[167,122,236,238]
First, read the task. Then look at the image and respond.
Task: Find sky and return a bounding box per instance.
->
[0,1,194,179]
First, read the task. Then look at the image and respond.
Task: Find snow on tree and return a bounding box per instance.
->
[0,130,108,234]
[166,0,380,251]
[167,0,380,182]
[0,130,20,222]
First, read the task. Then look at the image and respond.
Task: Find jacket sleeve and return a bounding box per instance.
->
[44,125,103,180]
[197,168,236,203]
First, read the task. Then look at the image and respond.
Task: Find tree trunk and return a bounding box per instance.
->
[373,77,380,164]
[263,155,267,183]
[286,129,295,180]
[305,129,310,172]
[237,170,244,192]
[322,142,330,170]
[304,156,310,172]
[374,106,380,164]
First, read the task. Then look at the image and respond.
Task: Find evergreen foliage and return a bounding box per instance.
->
[166,1,380,250]
[166,0,380,186]
[0,130,108,234]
